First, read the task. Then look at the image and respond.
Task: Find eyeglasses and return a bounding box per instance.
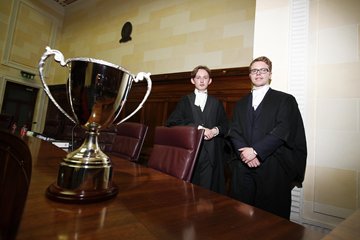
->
[250,68,269,75]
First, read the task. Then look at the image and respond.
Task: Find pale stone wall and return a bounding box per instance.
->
[55,0,255,83]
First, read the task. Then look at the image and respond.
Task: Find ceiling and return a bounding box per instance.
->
[53,0,79,7]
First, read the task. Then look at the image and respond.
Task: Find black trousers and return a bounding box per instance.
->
[230,160,292,219]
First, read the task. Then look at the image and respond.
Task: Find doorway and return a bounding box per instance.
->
[1,81,39,132]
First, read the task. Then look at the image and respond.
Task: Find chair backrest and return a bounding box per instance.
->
[0,130,32,240]
[98,126,117,152]
[110,122,148,162]
[147,126,204,182]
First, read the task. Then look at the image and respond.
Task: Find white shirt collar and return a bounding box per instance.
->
[252,85,270,110]
[194,89,207,111]
[194,89,207,95]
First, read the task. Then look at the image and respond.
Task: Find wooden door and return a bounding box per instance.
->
[1,81,39,132]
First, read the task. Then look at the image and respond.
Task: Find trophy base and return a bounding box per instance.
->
[46,157,118,203]
[46,182,119,203]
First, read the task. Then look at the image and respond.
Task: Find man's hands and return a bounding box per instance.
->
[203,127,218,140]
[239,147,261,168]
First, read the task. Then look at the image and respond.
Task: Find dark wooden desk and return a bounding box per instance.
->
[18,137,325,239]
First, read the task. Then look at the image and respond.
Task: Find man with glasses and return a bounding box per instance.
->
[228,56,307,219]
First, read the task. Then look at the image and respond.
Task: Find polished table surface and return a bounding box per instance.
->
[17,137,326,239]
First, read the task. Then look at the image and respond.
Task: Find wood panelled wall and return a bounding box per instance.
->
[120,67,251,155]
[43,67,251,158]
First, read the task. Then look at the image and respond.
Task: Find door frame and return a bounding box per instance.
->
[0,75,48,133]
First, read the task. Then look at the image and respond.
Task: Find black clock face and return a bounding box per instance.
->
[120,21,132,43]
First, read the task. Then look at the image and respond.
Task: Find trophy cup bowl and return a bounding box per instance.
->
[38,47,152,203]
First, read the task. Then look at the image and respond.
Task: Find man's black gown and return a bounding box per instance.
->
[229,88,307,219]
[166,93,229,194]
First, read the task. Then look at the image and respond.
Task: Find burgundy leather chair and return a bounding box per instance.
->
[98,125,117,152]
[147,126,204,182]
[0,130,32,240]
[110,122,148,162]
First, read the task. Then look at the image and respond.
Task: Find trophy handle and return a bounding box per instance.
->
[115,72,152,125]
[38,46,76,124]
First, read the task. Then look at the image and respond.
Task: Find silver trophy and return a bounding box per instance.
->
[38,47,152,203]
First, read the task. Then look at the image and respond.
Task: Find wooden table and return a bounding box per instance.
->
[322,209,360,240]
[17,137,325,239]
